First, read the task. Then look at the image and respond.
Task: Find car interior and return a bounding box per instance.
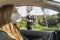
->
[0,0,60,40]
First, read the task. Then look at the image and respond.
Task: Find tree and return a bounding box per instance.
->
[41,7,48,27]
[57,13,60,24]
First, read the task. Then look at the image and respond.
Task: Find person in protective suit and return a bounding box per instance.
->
[26,12,35,30]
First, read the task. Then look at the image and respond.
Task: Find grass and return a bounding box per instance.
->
[17,22,60,31]
[18,25,60,31]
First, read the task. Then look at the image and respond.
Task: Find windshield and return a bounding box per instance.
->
[16,6,60,31]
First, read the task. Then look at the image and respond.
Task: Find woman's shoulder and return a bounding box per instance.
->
[0,30,15,40]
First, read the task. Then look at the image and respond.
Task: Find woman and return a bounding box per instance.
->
[0,4,23,40]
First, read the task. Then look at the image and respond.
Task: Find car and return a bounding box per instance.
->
[0,0,60,40]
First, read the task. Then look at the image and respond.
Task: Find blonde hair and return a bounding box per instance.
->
[0,4,23,40]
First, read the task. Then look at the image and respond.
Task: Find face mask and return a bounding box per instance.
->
[10,12,21,23]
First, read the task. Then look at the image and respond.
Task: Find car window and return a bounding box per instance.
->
[16,6,60,31]
[49,0,60,3]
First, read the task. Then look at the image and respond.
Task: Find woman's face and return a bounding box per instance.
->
[10,7,21,23]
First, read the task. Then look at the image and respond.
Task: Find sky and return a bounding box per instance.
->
[16,0,60,17]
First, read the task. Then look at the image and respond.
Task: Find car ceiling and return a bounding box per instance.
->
[0,0,60,12]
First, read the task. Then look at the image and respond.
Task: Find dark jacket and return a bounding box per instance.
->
[26,15,35,23]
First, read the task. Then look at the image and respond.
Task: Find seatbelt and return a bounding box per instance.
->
[48,33,53,40]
